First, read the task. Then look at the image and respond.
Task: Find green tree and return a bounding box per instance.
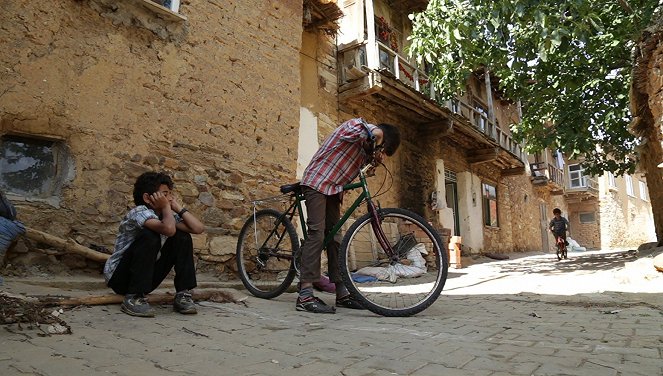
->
[409,0,663,245]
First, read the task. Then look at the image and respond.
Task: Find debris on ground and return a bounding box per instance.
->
[0,293,72,335]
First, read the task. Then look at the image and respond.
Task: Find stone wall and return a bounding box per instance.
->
[568,200,601,249]
[1,0,303,274]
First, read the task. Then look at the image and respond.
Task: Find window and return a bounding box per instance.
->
[150,0,180,12]
[473,99,488,132]
[639,180,648,201]
[482,183,498,227]
[0,135,71,198]
[607,171,616,188]
[139,0,186,21]
[579,212,596,223]
[625,175,634,197]
[568,164,586,188]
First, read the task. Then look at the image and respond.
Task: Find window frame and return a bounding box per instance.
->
[482,182,499,228]
[0,134,72,202]
[579,212,596,224]
[639,180,648,201]
[607,171,617,189]
[568,163,586,188]
[625,174,635,197]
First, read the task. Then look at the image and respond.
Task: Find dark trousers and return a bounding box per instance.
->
[299,186,342,284]
[108,228,197,295]
[553,232,568,246]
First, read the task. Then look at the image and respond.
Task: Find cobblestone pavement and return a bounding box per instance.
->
[1,249,662,376]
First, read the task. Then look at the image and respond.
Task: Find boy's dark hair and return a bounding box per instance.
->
[553,208,561,214]
[377,123,401,156]
[133,171,174,206]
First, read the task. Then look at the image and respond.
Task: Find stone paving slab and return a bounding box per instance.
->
[1,249,662,375]
[1,290,661,376]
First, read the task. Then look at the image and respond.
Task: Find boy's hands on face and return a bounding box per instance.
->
[170,195,183,213]
[147,191,171,211]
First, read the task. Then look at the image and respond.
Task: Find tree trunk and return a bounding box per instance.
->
[630,22,663,246]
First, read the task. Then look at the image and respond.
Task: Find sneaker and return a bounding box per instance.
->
[295,296,336,314]
[336,295,365,310]
[174,291,197,314]
[121,294,155,317]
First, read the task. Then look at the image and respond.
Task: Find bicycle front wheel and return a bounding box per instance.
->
[339,208,448,317]
[236,209,298,299]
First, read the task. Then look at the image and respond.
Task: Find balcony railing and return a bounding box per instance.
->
[530,162,565,187]
[453,100,526,161]
[567,176,598,192]
[376,41,436,100]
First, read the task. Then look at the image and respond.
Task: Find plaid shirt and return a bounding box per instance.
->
[301,118,376,195]
[103,205,182,283]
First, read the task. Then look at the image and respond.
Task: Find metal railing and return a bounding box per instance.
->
[567,176,598,192]
[530,162,564,186]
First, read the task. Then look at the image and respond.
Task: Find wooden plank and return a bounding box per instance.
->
[467,147,499,164]
[501,166,526,176]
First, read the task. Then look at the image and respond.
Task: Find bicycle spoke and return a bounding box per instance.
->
[340,208,448,317]
[236,209,298,298]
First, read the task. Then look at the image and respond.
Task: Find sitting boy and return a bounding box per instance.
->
[103,171,205,317]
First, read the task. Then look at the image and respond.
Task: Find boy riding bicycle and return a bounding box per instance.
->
[549,208,570,246]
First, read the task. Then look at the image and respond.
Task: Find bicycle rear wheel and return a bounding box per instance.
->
[556,239,564,261]
[339,208,448,317]
[236,209,298,299]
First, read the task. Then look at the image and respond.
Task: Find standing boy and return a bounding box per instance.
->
[104,171,205,317]
[297,118,401,313]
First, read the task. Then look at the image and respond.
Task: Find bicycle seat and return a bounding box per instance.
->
[280,182,301,194]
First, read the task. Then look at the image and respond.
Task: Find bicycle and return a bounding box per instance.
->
[235,163,449,317]
[555,235,567,261]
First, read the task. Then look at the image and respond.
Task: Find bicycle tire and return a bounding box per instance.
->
[338,208,448,317]
[236,208,298,299]
[556,239,564,261]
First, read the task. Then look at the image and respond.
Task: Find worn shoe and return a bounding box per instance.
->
[336,294,366,310]
[295,296,336,314]
[121,294,155,317]
[174,291,197,314]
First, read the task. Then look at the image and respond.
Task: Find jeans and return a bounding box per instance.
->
[298,186,343,284]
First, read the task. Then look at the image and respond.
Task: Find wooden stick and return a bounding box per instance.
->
[34,289,245,307]
[23,227,110,263]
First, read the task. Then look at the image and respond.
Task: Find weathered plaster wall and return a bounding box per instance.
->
[598,173,655,249]
[1,0,303,273]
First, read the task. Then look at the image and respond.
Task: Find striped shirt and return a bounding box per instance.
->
[103,205,182,283]
[301,118,376,195]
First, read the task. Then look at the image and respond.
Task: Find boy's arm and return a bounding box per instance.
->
[175,211,205,234]
[143,208,177,237]
[171,198,205,234]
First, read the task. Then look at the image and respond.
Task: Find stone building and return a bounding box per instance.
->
[2,0,652,277]
[1,0,305,273]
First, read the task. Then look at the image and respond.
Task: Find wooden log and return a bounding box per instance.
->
[34,289,246,307]
[23,227,110,263]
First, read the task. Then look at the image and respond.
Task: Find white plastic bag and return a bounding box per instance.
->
[355,266,397,282]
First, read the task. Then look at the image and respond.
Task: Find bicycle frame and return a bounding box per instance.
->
[252,164,396,264]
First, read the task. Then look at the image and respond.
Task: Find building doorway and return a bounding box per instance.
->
[539,203,550,252]
[445,170,460,236]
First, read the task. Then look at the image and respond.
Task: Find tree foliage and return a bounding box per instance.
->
[409,0,661,175]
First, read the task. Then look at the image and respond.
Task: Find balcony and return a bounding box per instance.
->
[530,162,565,193]
[564,176,599,202]
[338,33,525,170]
